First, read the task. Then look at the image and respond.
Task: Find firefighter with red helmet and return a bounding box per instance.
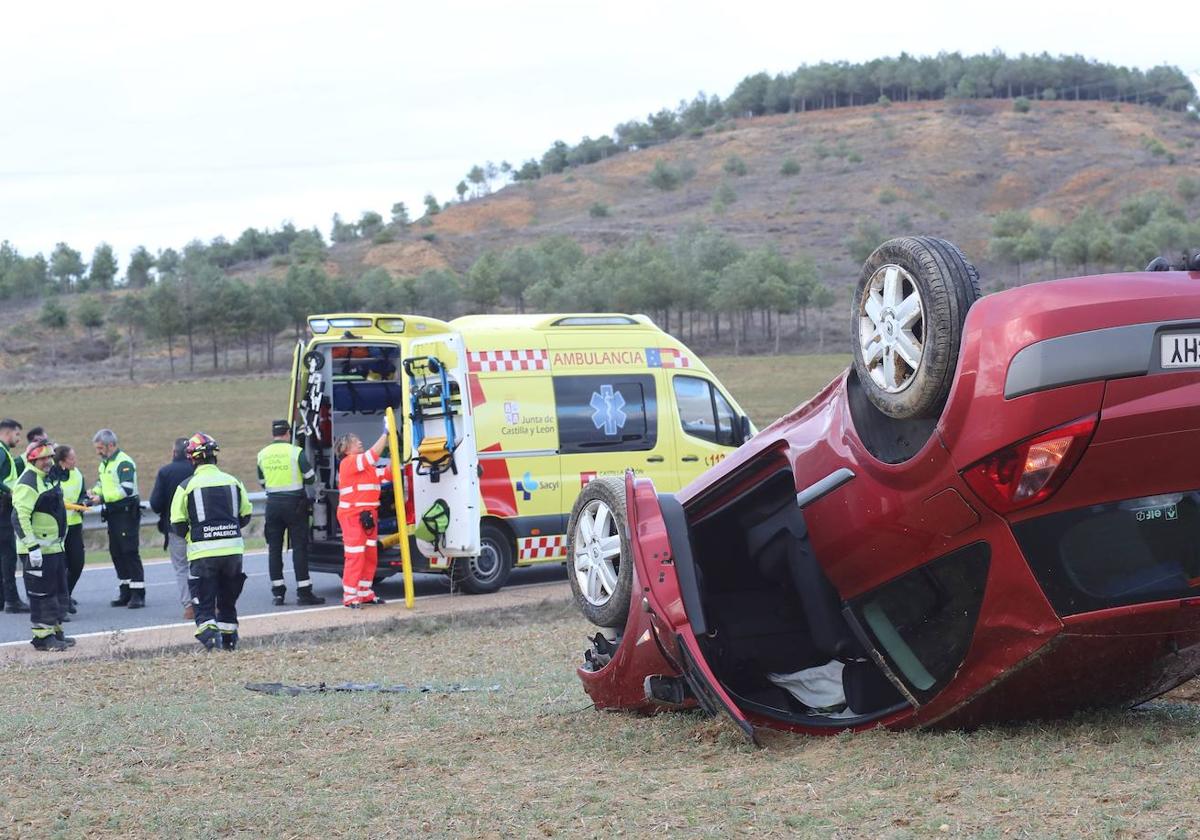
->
[334,431,389,607]
[169,433,253,651]
[12,440,73,650]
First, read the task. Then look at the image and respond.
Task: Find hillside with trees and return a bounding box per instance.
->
[1,52,1198,384]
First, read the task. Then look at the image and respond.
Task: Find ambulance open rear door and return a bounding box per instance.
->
[404,334,481,559]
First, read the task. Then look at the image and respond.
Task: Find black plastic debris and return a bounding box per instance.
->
[245,681,501,696]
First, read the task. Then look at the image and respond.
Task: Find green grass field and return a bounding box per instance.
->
[2,600,1198,838]
[2,355,849,489]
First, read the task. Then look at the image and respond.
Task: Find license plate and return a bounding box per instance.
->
[1161,333,1200,368]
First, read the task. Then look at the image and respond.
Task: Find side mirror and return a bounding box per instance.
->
[734,415,753,447]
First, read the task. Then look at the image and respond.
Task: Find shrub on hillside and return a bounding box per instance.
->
[1013,96,1031,113]
[780,158,800,176]
[648,160,694,191]
[877,94,892,107]
[878,188,898,205]
[589,202,610,218]
[711,181,737,213]
[724,155,748,177]
[372,229,396,245]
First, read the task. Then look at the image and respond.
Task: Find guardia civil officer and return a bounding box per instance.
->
[52,444,89,613]
[12,441,73,651]
[88,429,146,608]
[257,420,324,606]
[169,433,252,651]
[0,418,29,613]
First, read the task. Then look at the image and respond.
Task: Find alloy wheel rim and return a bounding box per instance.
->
[573,499,622,606]
[858,263,925,393]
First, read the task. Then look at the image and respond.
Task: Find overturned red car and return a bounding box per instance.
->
[567,236,1200,740]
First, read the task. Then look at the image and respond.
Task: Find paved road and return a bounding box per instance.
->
[0,550,568,644]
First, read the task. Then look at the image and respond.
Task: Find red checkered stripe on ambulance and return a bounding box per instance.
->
[467,349,550,373]
[517,535,566,560]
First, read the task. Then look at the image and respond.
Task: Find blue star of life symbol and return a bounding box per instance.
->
[590,385,627,436]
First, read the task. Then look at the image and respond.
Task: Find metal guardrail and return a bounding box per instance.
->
[80,491,269,532]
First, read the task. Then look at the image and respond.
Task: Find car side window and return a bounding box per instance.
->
[673,375,736,446]
[553,375,657,453]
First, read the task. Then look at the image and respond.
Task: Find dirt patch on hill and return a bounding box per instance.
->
[361,240,451,275]
[433,192,537,235]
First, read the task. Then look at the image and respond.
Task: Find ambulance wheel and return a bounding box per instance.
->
[452,522,513,594]
[851,236,980,419]
[567,477,633,629]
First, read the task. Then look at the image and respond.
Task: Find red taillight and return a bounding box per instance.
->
[961,415,1098,514]
[403,462,415,526]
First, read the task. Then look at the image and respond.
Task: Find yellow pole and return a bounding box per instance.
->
[386,406,415,608]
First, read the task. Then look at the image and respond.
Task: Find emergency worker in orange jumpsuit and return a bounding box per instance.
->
[334,431,389,607]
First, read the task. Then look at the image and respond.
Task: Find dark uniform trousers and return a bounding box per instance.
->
[64,523,85,595]
[22,550,66,631]
[264,494,311,596]
[106,500,145,589]
[188,554,248,649]
[0,512,21,607]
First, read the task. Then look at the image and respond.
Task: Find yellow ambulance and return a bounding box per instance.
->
[288,312,753,593]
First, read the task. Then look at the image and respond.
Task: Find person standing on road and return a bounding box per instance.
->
[258,420,325,607]
[170,433,252,651]
[334,431,389,608]
[0,418,29,613]
[149,438,195,620]
[12,441,73,651]
[52,445,89,615]
[88,429,146,609]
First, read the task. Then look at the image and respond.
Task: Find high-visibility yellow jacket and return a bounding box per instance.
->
[12,464,65,555]
[92,449,138,504]
[169,464,252,561]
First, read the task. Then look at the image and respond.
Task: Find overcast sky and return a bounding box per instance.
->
[2,0,1197,265]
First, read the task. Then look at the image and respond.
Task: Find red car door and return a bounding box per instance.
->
[623,471,758,742]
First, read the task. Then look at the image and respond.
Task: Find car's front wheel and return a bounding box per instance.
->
[851,236,980,419]
[451,522,513,594]
[567,477,634,629]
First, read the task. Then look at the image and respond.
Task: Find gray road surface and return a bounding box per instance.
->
[0,550,568,643]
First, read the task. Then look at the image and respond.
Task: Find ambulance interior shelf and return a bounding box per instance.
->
[404,355,462,482]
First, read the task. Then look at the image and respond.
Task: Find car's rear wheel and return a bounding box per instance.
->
[851,236,981,419]
[567,477,633,629]
[451,521,513,594]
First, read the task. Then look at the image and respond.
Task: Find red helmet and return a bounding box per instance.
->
[185,432,219,462]
[24,441,53,462]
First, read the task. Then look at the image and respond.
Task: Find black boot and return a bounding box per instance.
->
[31,636,69,652]
[127,590,145,609]
[110,584,130,607]
[55,628,76,647]
[4,599,30,614]
[296,589,325,606]
[272,592,286,606]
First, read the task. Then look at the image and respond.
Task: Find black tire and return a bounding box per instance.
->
[566,477,634,629]
[850,236,981,420]
[451,521,513,594]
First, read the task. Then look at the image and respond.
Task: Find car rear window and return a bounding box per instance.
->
[553,375,657,453]
[849,542,990,701]
[1014,492,1200,616]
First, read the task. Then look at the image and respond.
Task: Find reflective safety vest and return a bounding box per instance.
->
[59,467,87,527]
[257,441,313,495]
[0,443,18,497]
[169,464,252,561]
[337,449,384,514]
[93,449,138,504]
[11,465,65,555]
